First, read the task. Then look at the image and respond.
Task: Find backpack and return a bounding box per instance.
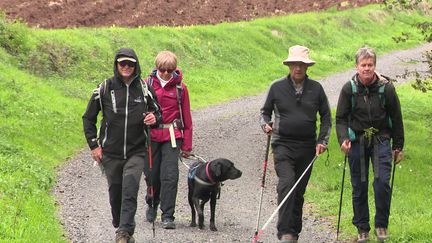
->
[347,78,392,141]
[93,78,153,117]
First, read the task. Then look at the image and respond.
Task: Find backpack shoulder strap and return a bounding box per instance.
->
[350,79,357,111]
[176,81,183,106]
[93,79,109,116]
[378,83,386,106]
[176,80,185,128]
[140,77,155,104]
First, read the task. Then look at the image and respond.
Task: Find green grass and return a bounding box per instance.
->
[0,4,430,242]
[308,85,432,242]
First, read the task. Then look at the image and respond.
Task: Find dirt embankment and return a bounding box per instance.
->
[0,0,382,28]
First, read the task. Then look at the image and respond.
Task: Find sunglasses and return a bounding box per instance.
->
[158,68,175,73]
[118,60,136,68]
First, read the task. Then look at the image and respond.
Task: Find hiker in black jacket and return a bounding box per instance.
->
[335,46,404,243]
[260,45,331,243]
[82,48,161,243]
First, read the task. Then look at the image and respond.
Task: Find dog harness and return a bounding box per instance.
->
[190,161,218,186]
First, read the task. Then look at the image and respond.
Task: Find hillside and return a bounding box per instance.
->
[0,0,381,28]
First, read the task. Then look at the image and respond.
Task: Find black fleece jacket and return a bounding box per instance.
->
[260,75,332,146]
[82,48,162,159]
[335,73,404,150]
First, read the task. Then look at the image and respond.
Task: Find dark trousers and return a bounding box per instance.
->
[144,140,181,220]
[272,142,315,239]
[102,153,145,235]
[348,139,392,232]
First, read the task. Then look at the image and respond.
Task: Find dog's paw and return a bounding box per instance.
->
[190,222,197,227]
[198,224,204,230]
[210,225,218,231]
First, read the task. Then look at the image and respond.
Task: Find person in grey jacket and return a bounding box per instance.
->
[83,48,161,243]
[260,45,331,243]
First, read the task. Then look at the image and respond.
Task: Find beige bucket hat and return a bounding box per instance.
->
[283,45,315,66]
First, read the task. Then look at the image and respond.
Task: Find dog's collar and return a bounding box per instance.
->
[206,161,216,184]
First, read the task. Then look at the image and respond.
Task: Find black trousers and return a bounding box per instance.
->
[102,153,145,235]
[144,140,182,221]
[272,142,315,239]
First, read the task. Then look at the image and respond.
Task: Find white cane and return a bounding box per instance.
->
[253,155,318,242]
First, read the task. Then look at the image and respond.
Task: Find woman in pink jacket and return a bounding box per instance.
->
[144,50,193,229]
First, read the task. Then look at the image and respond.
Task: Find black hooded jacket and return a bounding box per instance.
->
[82,48,162,159]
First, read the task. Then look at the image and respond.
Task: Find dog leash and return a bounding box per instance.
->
[179,153,208,169]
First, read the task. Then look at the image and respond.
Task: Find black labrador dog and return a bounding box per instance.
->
[187,158,242,231]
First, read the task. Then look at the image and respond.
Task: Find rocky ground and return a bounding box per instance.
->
[0,0,382,28]
[53,43,432,242]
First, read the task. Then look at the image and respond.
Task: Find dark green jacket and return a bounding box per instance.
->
[335,73,404,150]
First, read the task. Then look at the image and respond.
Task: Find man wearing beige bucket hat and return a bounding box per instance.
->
[260,45,331,243]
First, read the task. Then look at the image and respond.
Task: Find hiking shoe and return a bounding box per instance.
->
[357,231,369,243]
[115,231,131,243]
[162,219,176,229]
[375,227,388,242]
[280,233,298,243]
[146,204,158,222]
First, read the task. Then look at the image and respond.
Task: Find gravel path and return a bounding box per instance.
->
[54,43,431,243]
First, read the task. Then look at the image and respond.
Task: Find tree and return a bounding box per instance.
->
[383,0,432,92]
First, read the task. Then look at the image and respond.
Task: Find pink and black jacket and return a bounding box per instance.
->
[146,68,193,152]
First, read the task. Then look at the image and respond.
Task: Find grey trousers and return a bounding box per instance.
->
[102,153,145,235]
[144,140,182,221]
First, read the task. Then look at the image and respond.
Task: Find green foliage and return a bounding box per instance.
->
[25,41,82,77]
[383,0,432,92]
[0,4,430,242]
[0,12,33,58]
[383,0,425,10]
[308,84,432,242]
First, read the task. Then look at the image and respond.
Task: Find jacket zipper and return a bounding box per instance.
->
[123,85,130,159]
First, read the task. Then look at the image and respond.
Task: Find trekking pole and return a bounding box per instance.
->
[336,155,348,241]
[252,134,271,243]
[146,124,156,237]
[253,155,318,242]
[389,156,397,213]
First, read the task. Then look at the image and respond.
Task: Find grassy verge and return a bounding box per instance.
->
[308,84,432,242]
[0,4,430,242]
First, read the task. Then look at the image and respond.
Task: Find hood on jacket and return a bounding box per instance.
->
[114,48,142,83]
[150,68,183,86]
[352,71,389,88]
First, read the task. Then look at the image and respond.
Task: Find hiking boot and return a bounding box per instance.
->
[115,231,134,243]
[357,231,369,243]
[162,218,176,229]
[146,204,158,222]
[375,227,388,242]
[280,233,298,243]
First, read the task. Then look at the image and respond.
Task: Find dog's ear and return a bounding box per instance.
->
[213,163,222,177]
